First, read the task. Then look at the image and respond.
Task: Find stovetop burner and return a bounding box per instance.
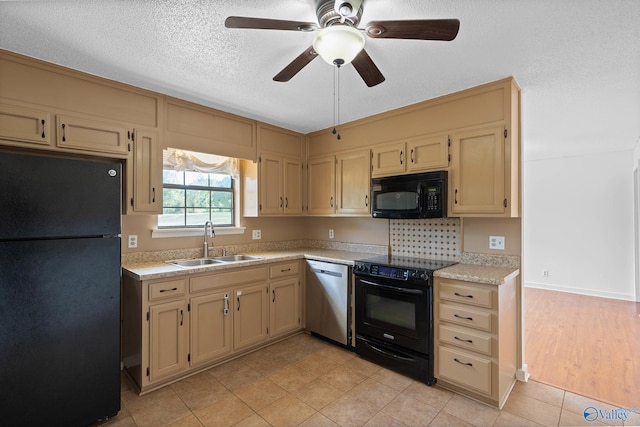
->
[357,254,457,271]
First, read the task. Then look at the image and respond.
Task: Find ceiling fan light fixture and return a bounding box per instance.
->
[313,25,365,66]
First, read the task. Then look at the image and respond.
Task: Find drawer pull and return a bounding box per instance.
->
[454,336,473,343]
[454,292,474,299]
[454,314,473,321]
[159,287,178,293]
[281,268,291,272]
[454,358,473,367]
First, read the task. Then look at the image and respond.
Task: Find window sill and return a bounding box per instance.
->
[152,227,246,238]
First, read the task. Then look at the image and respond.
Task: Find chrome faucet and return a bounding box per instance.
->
[203,221,214,257]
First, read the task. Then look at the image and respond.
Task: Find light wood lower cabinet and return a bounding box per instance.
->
[149,299,188,383]
[434,276,517,409]
[234,283,269,351]
[122,261,303,394]
[190,291,233,366]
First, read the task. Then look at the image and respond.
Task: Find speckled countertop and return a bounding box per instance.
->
[435,264,520,286]
[122,248,376,282]
[123,248,519,285]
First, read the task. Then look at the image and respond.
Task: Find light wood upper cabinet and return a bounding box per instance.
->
[307,155,336,215]
[371,142,406,177]
[243,124,304,217]
[0,101,51,148]
[371,133,449,178]
[449,125,510,216]
[336,149,371,215]
[407,133,449,172]
[164,97,257,161]
[56,114,129,156]
[129,128,162,214]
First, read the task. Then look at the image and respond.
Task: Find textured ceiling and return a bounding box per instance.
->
[1,0,639,161]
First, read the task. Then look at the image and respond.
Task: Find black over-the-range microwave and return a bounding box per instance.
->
[371,171,447,219]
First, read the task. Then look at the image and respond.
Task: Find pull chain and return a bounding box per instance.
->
[332,64,341,140]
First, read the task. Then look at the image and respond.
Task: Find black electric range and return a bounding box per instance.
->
[353,254,457,384]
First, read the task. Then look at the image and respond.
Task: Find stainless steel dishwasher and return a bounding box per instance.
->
[305,260,351,346]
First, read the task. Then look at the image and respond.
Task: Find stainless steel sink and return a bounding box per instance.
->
[170,258,225,267]
[213,254,263,262]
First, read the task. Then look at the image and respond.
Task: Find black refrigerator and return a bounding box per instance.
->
[0,151,122,425]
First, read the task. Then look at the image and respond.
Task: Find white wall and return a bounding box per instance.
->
[523,149,635,301]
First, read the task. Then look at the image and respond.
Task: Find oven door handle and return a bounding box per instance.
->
[364,341,415,362]
[359,279,424,295]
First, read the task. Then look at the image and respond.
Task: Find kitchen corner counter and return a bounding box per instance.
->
[122,248,377,282]
[435,263,520,286]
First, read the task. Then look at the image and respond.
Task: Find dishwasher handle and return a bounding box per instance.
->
[309,268,343,278]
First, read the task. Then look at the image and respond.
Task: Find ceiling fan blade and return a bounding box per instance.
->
[364,19,460,41]
[225,16,318,31]
[273,46,319,82]
[351,49,385,87]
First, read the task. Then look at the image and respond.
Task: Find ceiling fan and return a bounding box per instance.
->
[225,0,460,87]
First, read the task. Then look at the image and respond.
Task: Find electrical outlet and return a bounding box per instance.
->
[543,270,549,277]
[489,235,505,250]
[127,235,138,248]
[252,229,261,240]
[329,229,334,239]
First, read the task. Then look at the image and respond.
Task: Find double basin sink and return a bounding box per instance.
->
[170,254,263,268]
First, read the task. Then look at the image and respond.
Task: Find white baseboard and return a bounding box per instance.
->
[525,281,635,302]
[516,364,530,382]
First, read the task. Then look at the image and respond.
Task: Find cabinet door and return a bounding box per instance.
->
[149,300,188,383]
[371,142,406,177]
[449,126,505,215]
[336,149,371,215]
[0,102,51,147]
[234,283,269,351]
[190,291,233,366]
[56,114,128,156]
[131,128,162,214]
[307,155,336,215]
[259,153,284,215]
[270,277,300,338]
[407,133,449,172]
[283,157,303,215]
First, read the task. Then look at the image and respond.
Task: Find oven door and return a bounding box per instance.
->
[355,275,431,354]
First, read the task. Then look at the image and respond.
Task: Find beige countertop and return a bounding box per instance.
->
[122,248,376,282]
[435,263,520,286]
[123,248,519,285]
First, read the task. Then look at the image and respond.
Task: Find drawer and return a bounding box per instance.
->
[440,303,492,332]
[440,282,493,309]
[191,267,268,293]
[438,346,492,395]
[149,278,186,301]
[439,324,493,356]
[269,261,299,279]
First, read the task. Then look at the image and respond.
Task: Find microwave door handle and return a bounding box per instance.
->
[416,184,423,213]
[360,279,424,295]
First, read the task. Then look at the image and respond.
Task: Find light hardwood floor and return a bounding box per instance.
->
[525,287,640,409]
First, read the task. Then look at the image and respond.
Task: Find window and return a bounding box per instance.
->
[158,149,238,228]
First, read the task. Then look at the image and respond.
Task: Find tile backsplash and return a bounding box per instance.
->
[390,218,461,261]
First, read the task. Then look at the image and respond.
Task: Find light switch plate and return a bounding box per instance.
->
[489,235,505,250]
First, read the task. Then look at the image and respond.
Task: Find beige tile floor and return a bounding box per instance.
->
[105,333,640,427]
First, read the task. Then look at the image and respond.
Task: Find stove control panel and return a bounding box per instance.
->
[354,262,430,283]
